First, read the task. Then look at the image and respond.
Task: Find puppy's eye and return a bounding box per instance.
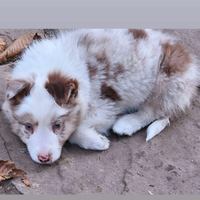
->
[52,123,61,133]
[53,124,60,129]
[25,124,34,134]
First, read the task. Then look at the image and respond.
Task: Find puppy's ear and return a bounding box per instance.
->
[45,71,78,107]
[6,76,33,105]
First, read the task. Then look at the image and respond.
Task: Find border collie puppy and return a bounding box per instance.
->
[3,29,199,164]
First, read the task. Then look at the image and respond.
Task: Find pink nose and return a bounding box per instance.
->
[38,154,50,163]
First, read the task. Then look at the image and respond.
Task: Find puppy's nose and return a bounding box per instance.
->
[38,154,50,163]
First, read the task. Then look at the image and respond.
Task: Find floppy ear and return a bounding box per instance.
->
[5,76,33,105]
[45,71,78,107]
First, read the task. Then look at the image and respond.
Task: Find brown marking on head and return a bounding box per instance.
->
[52,111,80,138]
[11,121,22,136]
[45,71,79,107]
[11,113,38,141]
[6,78,34,106]
[128,29,147,39]
[161,42,191,76]
[101,83,121,101]
[13,113,38,127]
[13,122,31,142]
[87,62,98,79]
[11,114,36,142]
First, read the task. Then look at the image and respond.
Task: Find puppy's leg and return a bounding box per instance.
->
[113,107,155,136]
[146,118,170,141]
[68,126,110,150]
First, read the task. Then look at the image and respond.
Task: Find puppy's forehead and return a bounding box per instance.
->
[16,81,68,122]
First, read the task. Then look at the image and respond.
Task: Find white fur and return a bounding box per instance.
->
[2,29,199,164]
[146,118,170,142]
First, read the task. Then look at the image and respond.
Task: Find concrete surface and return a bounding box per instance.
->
[0,29,200,195]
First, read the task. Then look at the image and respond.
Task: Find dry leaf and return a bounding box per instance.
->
[12,168,27,177]
[0,159,30,187]
[22,177,31,187]
[0,160,15,180]
[0,33,41,63]
[0,176,5,182]
[0,38,6,54]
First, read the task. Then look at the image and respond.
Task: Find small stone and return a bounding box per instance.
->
[148,190,153,195]
[165,164,175,171]
[19,148,28,154]
[96,186,102,193]
[125,188,129,192]
[195,122,200,129]
[137,172,143,177]
[32,183,39,189]
[149,184,155,187]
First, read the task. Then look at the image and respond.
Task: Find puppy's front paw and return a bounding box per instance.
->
[69,129,110,150]
[81,134,110,150]
[94,135,110,150]
[113,115,141,136]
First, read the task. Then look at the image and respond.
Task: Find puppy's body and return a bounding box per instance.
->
[2,29,199,164]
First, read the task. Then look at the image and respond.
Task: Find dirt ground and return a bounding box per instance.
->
[0,29,200,195]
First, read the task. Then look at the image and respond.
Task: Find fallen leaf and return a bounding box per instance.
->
[0,176,5,182]
[0,33,41,63]
[0,160,15,180]
[0,38,6,54]
[0,159,30,187]
[12,168,27,177]
[0,159,10,168]
[22,177,31,187]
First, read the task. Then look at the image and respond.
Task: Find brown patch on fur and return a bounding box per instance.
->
[45,71,79,107]
[11,114,35,142]
[95,50,111,80]
[96,50,108,63]
[161,42,191,76]
[128,29,147,39]
[53,111,80,136]
[101,83,121,101]
[11,121,21,136]
[13,113,38,127]
[7,79,33,106]
[113,63,125,81]
[77,34,94,49]
[87,62,98,78]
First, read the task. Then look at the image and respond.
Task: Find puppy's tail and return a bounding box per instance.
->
[146,118,170,142]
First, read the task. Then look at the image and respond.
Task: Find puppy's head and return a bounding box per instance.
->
[2,71,80,164]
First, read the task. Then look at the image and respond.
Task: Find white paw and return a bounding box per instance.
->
[69,129,110,151]
[81,134,110,150]
[94,135,110,150]
[112,115,141,136]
